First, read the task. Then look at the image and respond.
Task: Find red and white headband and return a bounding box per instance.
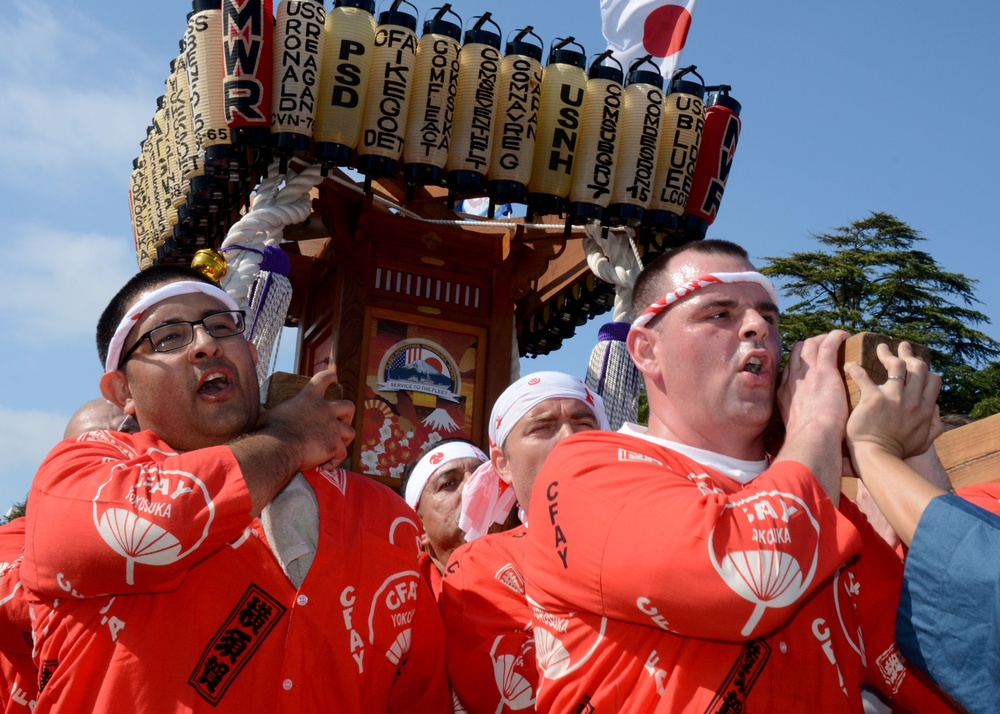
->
[631,271,779,330]
[104,281,241,373]
[404,440,487,510]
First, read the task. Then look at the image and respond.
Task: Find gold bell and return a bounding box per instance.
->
[191,249,228,283]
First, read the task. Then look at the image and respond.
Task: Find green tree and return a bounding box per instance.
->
[1,498,26,525]
[761,212,1000,415]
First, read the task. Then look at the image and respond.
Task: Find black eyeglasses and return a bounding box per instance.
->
[118,310,247,368]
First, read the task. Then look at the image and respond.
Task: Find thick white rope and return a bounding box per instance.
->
[217,161,323,384]
[582,223,643,323]
[582,223,645,429]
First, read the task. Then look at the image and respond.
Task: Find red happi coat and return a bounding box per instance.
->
[524,430,957,714]
[0,519,36,713]
[22,430,450,713]
[440,526,537,714]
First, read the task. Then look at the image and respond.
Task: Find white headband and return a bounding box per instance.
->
[631,271,779,330]
[459,371,610,542]
[404,441,487,509]
[104,280,241,372]
[488,371,610,449]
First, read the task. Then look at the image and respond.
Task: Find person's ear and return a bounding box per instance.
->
[627,326,661,379]
[248,339,259,367]
[492,446,512,486]
[99,370,136,415]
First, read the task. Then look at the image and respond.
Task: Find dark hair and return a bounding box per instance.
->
[96,264,215,368]
[631,239,751,322]
[399,437,483,502]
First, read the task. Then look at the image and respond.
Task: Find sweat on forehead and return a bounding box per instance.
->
[630,271,779,330]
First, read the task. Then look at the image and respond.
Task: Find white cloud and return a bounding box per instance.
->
[0,224,135,345]
[0,1,166,188]
[0,405,69,507]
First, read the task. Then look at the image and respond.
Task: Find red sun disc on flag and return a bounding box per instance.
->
[642,5,692,58]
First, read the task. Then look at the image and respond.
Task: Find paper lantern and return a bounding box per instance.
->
[567,52,624,224]
[129,156,151,269]
[185,0,232,176]
[644,73,705,235]
[527,37,587,218]
[446,13,502,195]
[682,89,742,241]
[222,0,273,148]
[142,123,166,259]
[151,102,178,247]
[163,59,187,214]
[315,0,378,167]
[486,27,542,205]
[357,0,418,179]
[606,56,664,227]
[271,0,327,171]
[402,4,461,186]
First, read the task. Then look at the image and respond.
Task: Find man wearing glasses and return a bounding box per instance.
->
[20,265,451,712]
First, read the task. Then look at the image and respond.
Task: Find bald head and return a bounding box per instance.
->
[64,398,136,439]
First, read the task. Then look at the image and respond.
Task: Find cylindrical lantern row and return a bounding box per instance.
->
[446,12,502,195]
[644,72,705,235]
[486,27,542,205]
[315,0,378,167]
[357,0,419,179]
[223,0,273,148]
[131,1,741,267]
[129,155,150,269]
[272,0,327,170]
[168,53,197,209]
[527,37,587,219]
[682,89,741,241]
[606,56,663,227]
[186,0,233,174]
[150,104,173,249]
[403,4,462,186]
[567,51,623,224]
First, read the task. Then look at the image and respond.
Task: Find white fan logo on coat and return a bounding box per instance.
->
[709,491,821,636]
[93,466,217,585]
[490,634,535,711]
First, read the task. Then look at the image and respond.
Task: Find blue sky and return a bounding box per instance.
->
[2,0,998,513]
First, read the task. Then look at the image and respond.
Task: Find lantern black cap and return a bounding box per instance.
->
[588,51,624,82]
[548,37,586,70]
[489,178,527,204]
[464,13,501,49]
[668,78,704,98]
[422,4,461,41]
[336,0,375,12]
[378,0,418,31]
[625,54,663,89]
[191,0,221,12]
[506,27,543,62]
[707,89,741,115]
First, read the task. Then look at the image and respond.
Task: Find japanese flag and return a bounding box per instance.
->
[601,0,697,81]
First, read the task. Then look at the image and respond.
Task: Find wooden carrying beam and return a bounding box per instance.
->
[263,372,343,408]
[934,413,1000,488]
